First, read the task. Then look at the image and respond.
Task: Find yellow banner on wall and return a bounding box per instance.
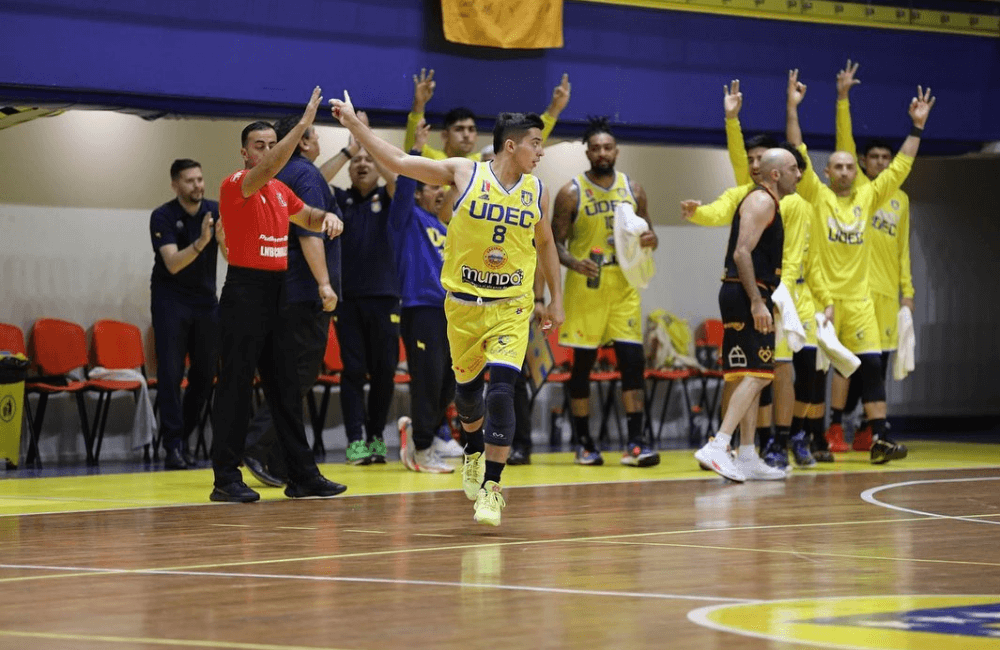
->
[442,0,564,49]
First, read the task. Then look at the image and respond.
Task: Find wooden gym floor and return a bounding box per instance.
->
[1,441,999,649]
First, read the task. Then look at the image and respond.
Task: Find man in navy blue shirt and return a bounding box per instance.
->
[332,141,401,465]
[241,115,344,487]
[149,159,219,470]
[389,123,458,474]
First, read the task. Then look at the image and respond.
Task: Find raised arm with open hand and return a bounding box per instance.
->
[836,59,860,100]
[785,69,807,146]
[899,85,936,158]
[723,79,742,120]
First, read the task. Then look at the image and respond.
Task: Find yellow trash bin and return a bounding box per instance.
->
[0,353,29,468]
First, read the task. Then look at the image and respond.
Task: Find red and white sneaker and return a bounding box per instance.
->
[694,442,746,482]
[825,423,850,453]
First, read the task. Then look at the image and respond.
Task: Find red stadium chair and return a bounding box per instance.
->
[88,320,148,463]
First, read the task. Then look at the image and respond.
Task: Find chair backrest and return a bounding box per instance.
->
[700,319,724,349]
[30,318,89,375]
[0,323,26,355]
[596,345,618,370]
[324,322,343,373]
[695,319,724,369]
[547,328,572,368]
[92,320,145,370]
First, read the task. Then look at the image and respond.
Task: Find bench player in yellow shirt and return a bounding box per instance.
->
[786,68,934,464]
[404,69,570,161]
[552,117,660,468]
[683,82,834,475]
[330,93,563,527]
[831,60,917,452]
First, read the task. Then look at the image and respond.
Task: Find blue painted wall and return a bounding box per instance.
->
[1,0,996,152]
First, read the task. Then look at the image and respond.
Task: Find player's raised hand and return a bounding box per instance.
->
[723,79,742,119]
[680,199,701,221]
[302,86,323,127]
[549,73,571,115]
[909,85,936,128]
[329,90,357,125]
[412,68,436,110]
[787,69,807,106]
[836,59,861,99]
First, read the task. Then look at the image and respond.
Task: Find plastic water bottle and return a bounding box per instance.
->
[587,248,603,289]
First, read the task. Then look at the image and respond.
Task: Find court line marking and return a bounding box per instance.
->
[861,476,1000,525]
[4,463,999,518]
[590,540,1000,568]
[0,629,354,650]
[0,513,965,585]
[687,594,1000,650]
[0,564,756,604]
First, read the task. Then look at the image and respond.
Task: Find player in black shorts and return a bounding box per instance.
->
[695,148,801,482]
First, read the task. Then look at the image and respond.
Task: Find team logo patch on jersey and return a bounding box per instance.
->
[758,346,773,363]
[728,346,747,368]
[276,191,287,207]
[483,246,508,270]
[688,595,1000,649]
[891,199,900,210]
[521,189,533,207]
[176,220,184,230]
[617,187,627,198]
[481,180,491,193]
[854,206,862,218]
[585,188,594,199]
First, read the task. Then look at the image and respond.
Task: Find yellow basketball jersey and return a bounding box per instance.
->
[568,172,637,264]
[441,162,543,298]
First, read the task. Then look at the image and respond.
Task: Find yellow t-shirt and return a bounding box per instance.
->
[796,142,913,300]
[836,99,915,300]
[441,161,543,298]
[568,171,637,265]
[405,111,556,159]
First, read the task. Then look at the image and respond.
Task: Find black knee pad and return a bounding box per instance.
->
[792,348,817,402]
[568,347,598,400]
[859,353,886,404]
[614,341,646,392]
[880,350,890,384]
[758,383,773,408]
[454,372,485,424]
[484,365,519,447]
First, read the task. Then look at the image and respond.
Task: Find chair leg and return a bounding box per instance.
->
[643,378,658,443]
[680,378,700,448]
[75,392,95,466]
[25,394,44,468]
[656,380,677,442]
[93,391,114,464]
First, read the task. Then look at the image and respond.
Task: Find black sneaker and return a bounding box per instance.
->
[812,449,835,463]
[507,447,531,465]
[243,455,286,488]
[164,447,190,470]
[210,481,260,503]
[284,475,348,499]
[870,437,908,465]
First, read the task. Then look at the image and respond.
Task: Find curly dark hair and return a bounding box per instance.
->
[582,116,614,145]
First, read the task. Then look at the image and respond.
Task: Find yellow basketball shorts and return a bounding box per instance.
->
[775,281,819,362]
[872,292,899,351]
[444,291,533,384]
[559,266,642,349]
[832,296,881,356]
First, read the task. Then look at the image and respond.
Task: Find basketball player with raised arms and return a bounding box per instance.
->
[330,91,564,527]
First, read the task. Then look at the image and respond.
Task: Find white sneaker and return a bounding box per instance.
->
[398,417,417,471]
[694,443,746,482]
[462,452,485,500]
[735,455,788,481]
[433,436,465,458]
[414,447,455,474]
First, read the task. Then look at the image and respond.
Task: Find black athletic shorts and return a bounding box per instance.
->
[718,281,775,380]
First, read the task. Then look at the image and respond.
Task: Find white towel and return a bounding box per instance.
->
[894,306,916,381]
[771,283,805,353]
[88,367,157,450]
[613,202,656,289]
[814,314,861,377]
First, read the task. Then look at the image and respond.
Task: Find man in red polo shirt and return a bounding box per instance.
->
[211,87,346,503]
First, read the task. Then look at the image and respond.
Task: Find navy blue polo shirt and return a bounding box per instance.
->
[335,185,400,300]
[388,174,447,309]
[275,154,343,304]
[149,198,219,307]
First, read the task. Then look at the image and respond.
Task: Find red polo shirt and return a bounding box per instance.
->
[219,170,305,271]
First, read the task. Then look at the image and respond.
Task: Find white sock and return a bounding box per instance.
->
[713,432,732,449]
[738,444,757,460]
